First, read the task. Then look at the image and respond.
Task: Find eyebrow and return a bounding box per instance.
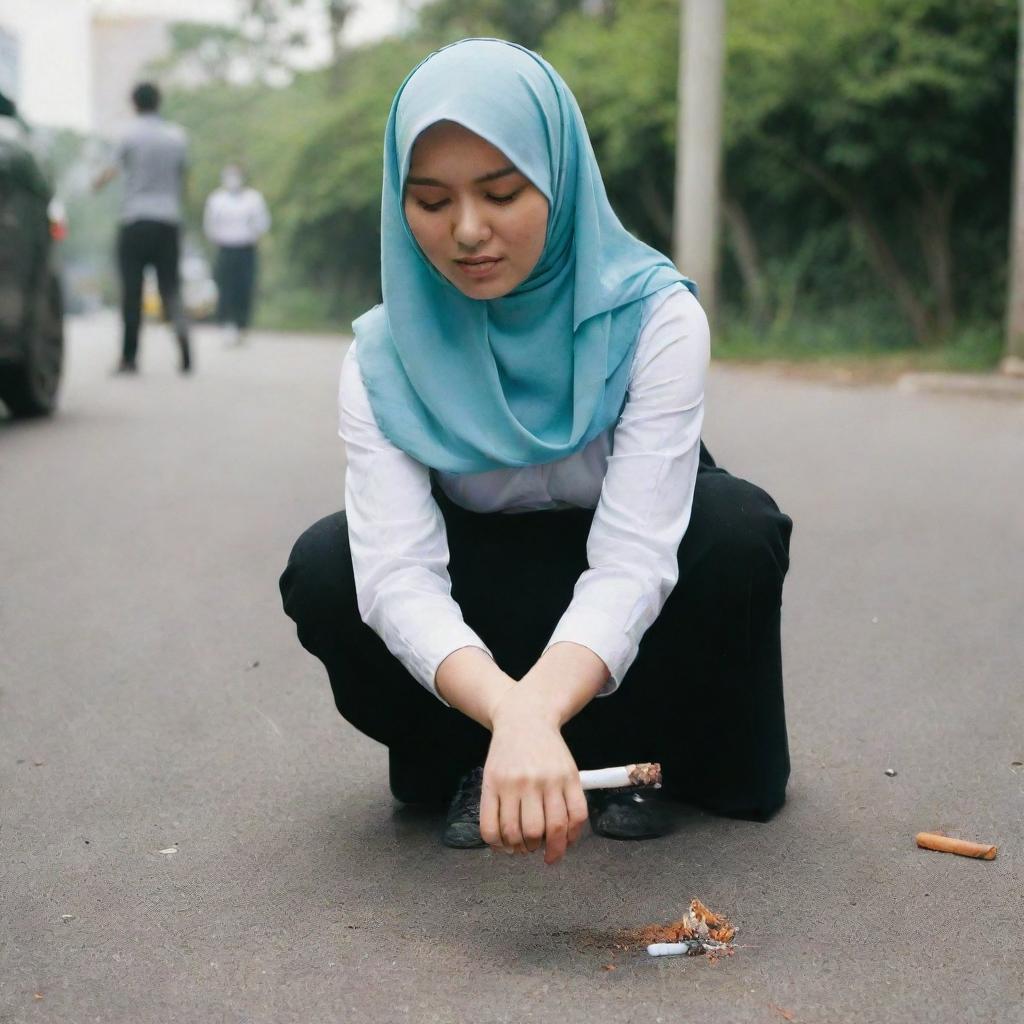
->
[406,165,519,188]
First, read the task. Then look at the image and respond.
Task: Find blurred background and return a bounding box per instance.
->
[0,0,1019,371]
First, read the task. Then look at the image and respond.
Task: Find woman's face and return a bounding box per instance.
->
[403,121,549,299]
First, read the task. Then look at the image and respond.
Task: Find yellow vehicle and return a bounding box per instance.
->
[142,249,218,321]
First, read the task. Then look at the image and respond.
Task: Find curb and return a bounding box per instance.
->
[897,370,1024,400]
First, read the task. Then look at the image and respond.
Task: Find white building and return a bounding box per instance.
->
[0,0,95,130]
[0,0,236,135]
[0,23,19,100]
[0,0,412,136]
[90,14,172,138]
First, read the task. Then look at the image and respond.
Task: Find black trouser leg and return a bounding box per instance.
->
[279,513,490,801]
[233,246,256,328]
[562,463,793,820]
[153,224,190,369]
[216,246,257,329]
[117,224,145,366]
[280,453,793,817]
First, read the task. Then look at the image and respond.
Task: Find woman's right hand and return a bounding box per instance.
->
[479,686,590,865]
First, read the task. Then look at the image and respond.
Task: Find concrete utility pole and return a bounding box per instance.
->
[673,0,726,327]
[1005,0,1024,374]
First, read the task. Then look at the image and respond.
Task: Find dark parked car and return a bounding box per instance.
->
[0,91,63,417]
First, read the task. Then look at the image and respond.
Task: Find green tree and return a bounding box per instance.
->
[546,0,1017,345]
[419,0,588,50]
[164,0,1016,348]
[727,0,1016,344]
[278,39,426,311]
[542,0,679,250]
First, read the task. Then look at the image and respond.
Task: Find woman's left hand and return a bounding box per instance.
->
[480,685,590,865]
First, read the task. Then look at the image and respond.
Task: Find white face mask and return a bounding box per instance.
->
[222,170,244,192]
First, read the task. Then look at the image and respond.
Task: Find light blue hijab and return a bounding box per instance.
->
[354,38,696,474]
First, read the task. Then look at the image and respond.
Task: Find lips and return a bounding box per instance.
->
[454,256,503,280]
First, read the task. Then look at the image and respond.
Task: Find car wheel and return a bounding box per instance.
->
[0,274,63,417]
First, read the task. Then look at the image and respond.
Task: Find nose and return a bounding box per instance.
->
[451,200,491,250]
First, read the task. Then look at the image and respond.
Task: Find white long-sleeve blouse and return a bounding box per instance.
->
[338,282,710,701]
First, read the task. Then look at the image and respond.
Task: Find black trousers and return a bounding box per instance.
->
[280,445,793,821]
[215,244,258,329]
[117,220,190,366]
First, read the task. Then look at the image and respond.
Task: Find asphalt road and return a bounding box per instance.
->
[2,314,1022,1024]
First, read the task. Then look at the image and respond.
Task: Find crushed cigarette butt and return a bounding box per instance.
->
[617,898,737,960]
[915,832,997,860]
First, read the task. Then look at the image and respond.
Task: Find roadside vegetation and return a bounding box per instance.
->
[69,0,1022,369]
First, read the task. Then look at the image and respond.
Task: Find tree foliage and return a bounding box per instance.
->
[418,0,588,50]
[164,0,1017,348]
[725,0,1016,342]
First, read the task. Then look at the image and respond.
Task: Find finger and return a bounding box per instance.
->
[542,788,570,866]
[499,792,525,853]
[565,782,590,846]
[519,790,546,854]
[479,778,502,850]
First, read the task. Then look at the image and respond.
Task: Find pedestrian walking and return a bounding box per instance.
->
[94,81,191,374]
[280,40,793,863]
[203,165,271,346]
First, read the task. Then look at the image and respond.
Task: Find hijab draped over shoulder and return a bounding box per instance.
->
[353,38,696,474]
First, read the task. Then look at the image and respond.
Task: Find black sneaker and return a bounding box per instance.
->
[111,360,138,375]
[442,766,487,849]
[586,787,672,840]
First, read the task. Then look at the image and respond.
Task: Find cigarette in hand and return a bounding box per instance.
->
[579,762,662,790]
[915,832,997,860]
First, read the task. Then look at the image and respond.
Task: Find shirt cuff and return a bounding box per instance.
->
[544,606,637,696]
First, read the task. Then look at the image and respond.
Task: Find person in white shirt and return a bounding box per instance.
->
[203,165,270,346]
[280,40,793,863]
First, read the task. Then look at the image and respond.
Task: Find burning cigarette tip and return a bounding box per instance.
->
[627,762,662,787]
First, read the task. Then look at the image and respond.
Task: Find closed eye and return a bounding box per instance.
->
[487,189,523,205]
[407,187,524,213]
[414,197,450,212]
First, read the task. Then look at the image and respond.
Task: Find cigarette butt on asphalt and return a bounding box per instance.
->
[579,763,662,791]
[915,832,997,860]
[646,942,692,957]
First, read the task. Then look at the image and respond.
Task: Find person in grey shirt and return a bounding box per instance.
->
[94,82,191,374]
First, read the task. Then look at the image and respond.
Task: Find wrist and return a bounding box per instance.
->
[435,647,515,729]
[480,676,517,731]
[491,676,567,731]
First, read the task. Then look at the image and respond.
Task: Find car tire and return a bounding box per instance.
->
[0,273,63,417]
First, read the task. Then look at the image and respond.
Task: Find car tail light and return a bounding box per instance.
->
[48,198,67,241]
